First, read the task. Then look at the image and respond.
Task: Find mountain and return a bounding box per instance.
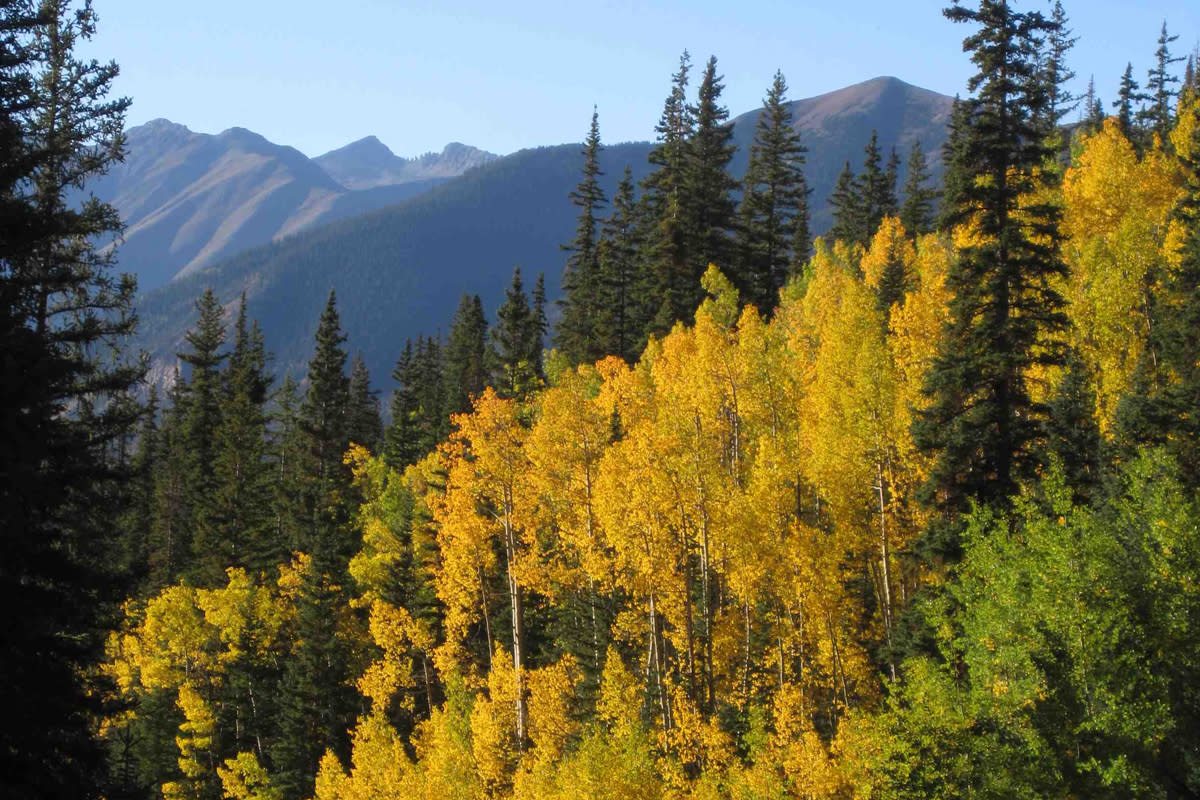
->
[132,76,954,391]
[88,120,487,292]
[314,137,498,190]
[730,76,954,232]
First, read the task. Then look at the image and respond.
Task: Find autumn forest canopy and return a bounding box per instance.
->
[4,1,1200,798]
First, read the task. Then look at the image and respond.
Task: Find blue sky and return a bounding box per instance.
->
[87,0,1198,158]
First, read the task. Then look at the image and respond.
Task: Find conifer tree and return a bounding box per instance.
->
[209,296,274,579]
[1040,0,1077,129]
[829,161,865,245]
[937,96,973,231]
[493,267,539,398]
[857,130,896,244]
[1114,62,1148,141]
[1081,74,1106,133]
[596,165,645,362]
[346,353,382,451]
[735,69,810,313]
[558,109,605,364]
[642,50,695,334]
[899,140,936,236]
[385,339,422,469]
[0,1,143,793]
[1140,21,1184,141]
[270,375,307,555]
[179,289,227,583]
[149,371,189,587]
[120,386,158,591]
[529,272,547,379]
[444,293,490,416]
[683,55,739,282]
[914,0,1070,532]
[415,335,447,447]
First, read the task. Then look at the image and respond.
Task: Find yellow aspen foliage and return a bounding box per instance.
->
[525,656,580,763]
[312,715,412,800]
[1062,117,1181,430]
[861,216,916,296]
[471,647,522,795]
[345,444,410,605]
[218,752,283,800]
[597,646,644,736]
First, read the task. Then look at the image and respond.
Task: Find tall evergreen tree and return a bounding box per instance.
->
[1141,21,1185,141]
[1081,74,1106,133]
[856,130,896,244]
[149,371,189,588]
[1114,62,1148,142]
[829,161,865,245]
[682,55,739,284]
[642,50,695,335]
[0,1,143,794]
[899,140,936,237]
[385,339,421,469]
[346,353,382,451]
[937,96,974,231]
[493,267,539,398]
[558,108,606,364]
[914,0,1070,540]
[209,296,274,579]
[596,165,645,362]
[443,293,489,416]
[529,272,547,379]
[735,69,810,313]
[178,289,229,584]
[1039,0,1077,129]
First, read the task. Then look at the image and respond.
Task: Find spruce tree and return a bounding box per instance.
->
[0,1,143,793]
[119,386,158,593]
[210,296,274,579]
[529,272,547,379]
[914,0,1071,537]
[1140,21,1185,142]
[596,165,646,362]
[443,293,489,415]
[899,140,936,237]
[558,109,605,364]
[414,335,447,448]
[1114,62,1148,142]
[937,96,973,231]
[642,50,695,335]
[828,161,865,245]
[178,288,227,584]
[346,353,382,451]
[1040,0,1077,129]
[493,267,539,398]
[385,339,422,469]
[735,69,810,313]
[856,130,893,244]
[682,55,739,285]
[1081,75,1106,133]
[149,371,189,588]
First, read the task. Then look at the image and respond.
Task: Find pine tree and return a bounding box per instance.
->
[558,109,606,364]
[914,0,1071,534]
[0,1,142,793]
[1114,62,1148,142]
[1040,0,1077,129]
[529,272,547,379]
[735,69,810,314]
[937,96,973,231]
[179,288,227,584]
[596,165,645,362]
[210,296,275,579]
[829,161,865,245]
[444,293,489,415]
[385,339,421,469]
[683,55,739,284]
[346,353,382,451]
[119,386,158,592]
[414,335,447,449]
[1140,21,1184,141]
[1081,74,1106,133]
[149,371,189,587]
[493,267,539,398]
[642,51,695,335]
[898,140,936,236]
[857,130,896,244]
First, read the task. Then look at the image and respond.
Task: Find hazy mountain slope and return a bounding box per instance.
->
[133,76,955,391]
[135,142,656,387]
[731,76,954,232]
[314,137,498,190]
[89,121,482,292]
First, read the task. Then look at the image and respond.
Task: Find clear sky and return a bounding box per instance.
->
[85,0,1199,159]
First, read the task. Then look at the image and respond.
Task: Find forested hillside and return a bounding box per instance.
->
[5,1,1200,800]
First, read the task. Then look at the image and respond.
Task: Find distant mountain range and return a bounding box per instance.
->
[87,121,495,292]
[127,76,955,390]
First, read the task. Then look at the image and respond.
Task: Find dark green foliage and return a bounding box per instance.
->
[0,1,142,795]
[682,55,739,281]
[899,140,936,237]
[643,51,697,335]
[270,375,308,558]
[149,372,190,587]
[443,293,489,416]
[914,0,1070,530]
[1081,75,1106,134]
[1114,62,1148,142]
[558,109,606,365]
[1039,0,1077,129]
[873,224,911,316]
[828,161,864,246]
[529,272,547,379]
[385,339,422,469]
[937,96,973,232]
[735,70,810,314]
[346,353,382,451]
[1046,354,1103,504]
[595,165,648,363]
[1140,21,1185,142]
[493,267,541,399]
[119,386,158,592]
[856,131,897,244]
[211,296,275,577]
